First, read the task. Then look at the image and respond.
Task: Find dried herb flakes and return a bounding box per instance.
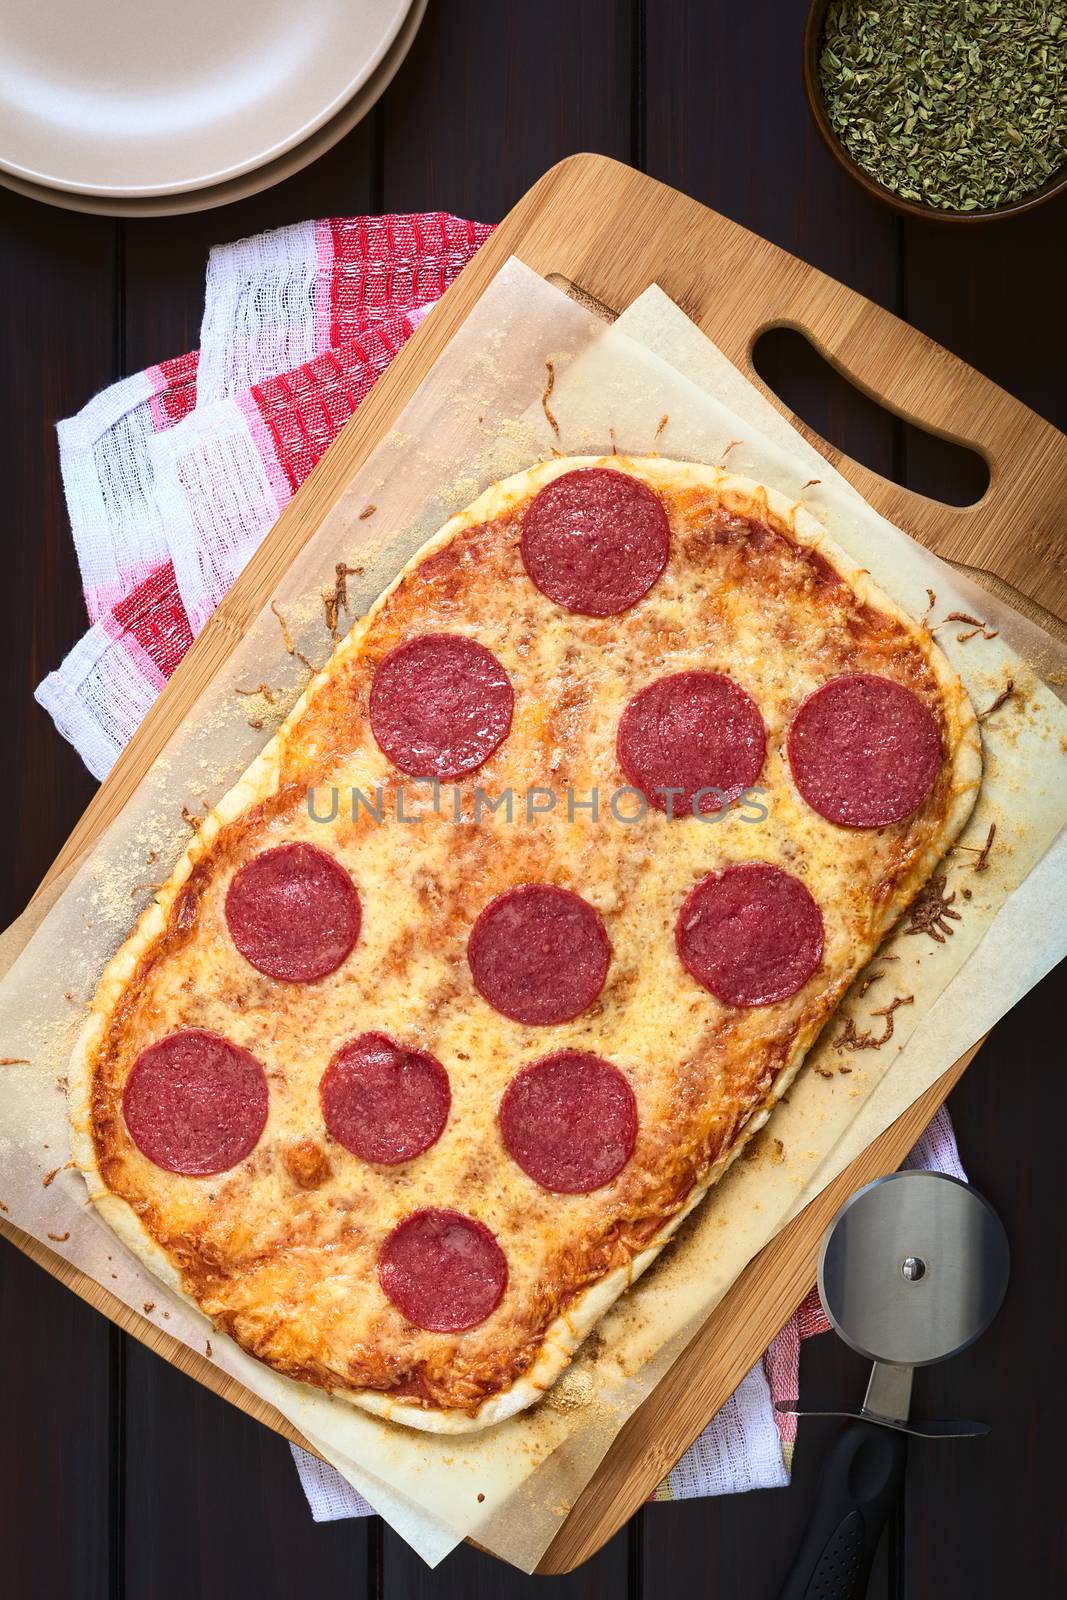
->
[819,1,1067,211]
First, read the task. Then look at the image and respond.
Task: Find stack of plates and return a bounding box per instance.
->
[0,0,426,216]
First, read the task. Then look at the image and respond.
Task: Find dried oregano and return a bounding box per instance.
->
[819,0,1067,210]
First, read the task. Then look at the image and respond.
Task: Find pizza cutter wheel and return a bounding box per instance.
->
[776,1171,1010,1600]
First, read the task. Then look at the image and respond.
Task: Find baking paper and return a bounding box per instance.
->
[1,260,1064,1571]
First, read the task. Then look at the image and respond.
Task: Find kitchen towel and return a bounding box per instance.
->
[37,214,491,778]
[35,213,965,1515]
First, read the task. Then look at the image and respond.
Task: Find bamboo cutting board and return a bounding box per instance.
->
[3,154,1065,1571]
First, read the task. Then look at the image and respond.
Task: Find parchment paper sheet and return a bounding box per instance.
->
[607,287,1067,1206]
[1,261,1064,1571]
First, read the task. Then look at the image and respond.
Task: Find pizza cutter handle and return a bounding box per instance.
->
[777,1421,907,1600]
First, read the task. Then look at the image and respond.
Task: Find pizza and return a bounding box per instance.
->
[69,456,981,1432]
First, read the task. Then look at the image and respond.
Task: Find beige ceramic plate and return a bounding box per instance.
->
[0,0,426,217]
[0,0,412,197]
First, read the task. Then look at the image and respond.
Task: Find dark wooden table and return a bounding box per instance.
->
[2,2,1063,1594]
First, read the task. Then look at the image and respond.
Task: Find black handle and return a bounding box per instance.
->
[778,1422,907,1600]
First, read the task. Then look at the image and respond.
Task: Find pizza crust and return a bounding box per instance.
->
[69,456,981,1433]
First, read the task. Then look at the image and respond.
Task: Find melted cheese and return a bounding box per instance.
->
[73,458,980,1427]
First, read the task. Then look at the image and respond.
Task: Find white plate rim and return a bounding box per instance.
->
[0,0,413,199]
[0,0,426,218]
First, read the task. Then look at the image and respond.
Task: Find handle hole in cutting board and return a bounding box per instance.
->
[753,328,990,508]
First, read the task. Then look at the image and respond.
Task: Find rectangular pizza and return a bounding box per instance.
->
[69,456,980,1431]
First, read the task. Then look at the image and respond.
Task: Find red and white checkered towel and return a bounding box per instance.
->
[36,213,965,1513]
[38,215,492,777]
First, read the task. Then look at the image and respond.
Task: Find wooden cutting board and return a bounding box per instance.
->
[3,153,1065,1572]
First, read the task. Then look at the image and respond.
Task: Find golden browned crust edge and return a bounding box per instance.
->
[69,456,981,1433]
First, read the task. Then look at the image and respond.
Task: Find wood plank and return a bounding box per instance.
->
[0,189,108,906]
[641,1333,894,1600]
[906,969,1066,1597]
[377,0,635,221]
[897,156,1067,1600]
[0,1243,114,1600]
[644,0,900,304]
[382,1524,630,1599]
[902,206,1064,431]
[0,184,117,1600]
[122,1339,371,1599]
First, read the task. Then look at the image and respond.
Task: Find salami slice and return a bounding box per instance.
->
[468,885,611,1025]
[521,468,670,616]
[378,1208,507,1333]
[320,1032,450,1165]
[225,842,360,982]
[499,1051,637,1193]
[616,671,766,815]
[787,673,942,828]
[123,1029,269,1176]
[369,633,514,778]
[677,862,824,1007]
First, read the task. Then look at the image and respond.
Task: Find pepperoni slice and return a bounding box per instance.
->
[499,1051,637,1193]
[225,842,360,982]
[617,671,766,815]
[320,1033,450,1165]
[369,634,514,778]
[123,1029,269,1176]
[787,673,942,828]
[378,1209,507,1333]
[468,885,611,1025]
[676,863,824,1007]
[521,468,670,615]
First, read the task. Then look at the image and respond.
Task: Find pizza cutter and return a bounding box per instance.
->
[777,1171,1010,1600]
